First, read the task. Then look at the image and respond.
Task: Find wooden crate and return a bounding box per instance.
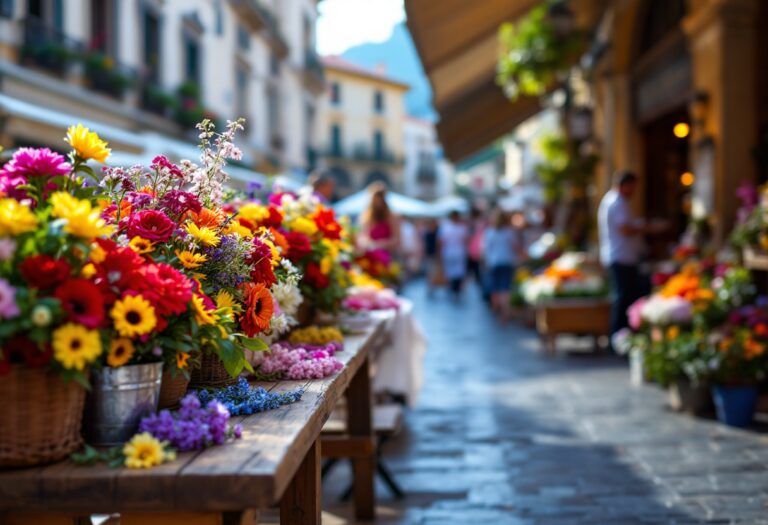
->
[535,298,611,354]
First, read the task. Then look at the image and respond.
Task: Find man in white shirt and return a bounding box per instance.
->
[598,171,648,341]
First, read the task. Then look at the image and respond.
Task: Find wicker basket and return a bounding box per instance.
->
[158,370,190,409]
[0,367,86,467]
[189,353,237,389]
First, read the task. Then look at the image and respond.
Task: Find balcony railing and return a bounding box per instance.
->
[83,52,137,99]
[320,144,402,165]
[20,17,82,77]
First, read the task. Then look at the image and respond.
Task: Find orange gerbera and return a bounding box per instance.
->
[187,208,224,229]
[270,227,289,253]
[660,274,700,300]
[239,282,274,337]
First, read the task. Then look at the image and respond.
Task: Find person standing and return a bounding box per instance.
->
[598,171,656,339]
[483,209,523,318]
[438,211,469,297]
[359,183,401,257]
[308,169,336,203]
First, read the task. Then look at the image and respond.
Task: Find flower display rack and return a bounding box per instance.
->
[535,298,611,354]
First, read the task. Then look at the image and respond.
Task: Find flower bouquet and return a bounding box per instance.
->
[520,252,607,305]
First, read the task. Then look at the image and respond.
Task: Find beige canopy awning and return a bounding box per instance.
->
[405,0,600,162]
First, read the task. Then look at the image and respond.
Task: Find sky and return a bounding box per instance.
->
[316,0,405,56]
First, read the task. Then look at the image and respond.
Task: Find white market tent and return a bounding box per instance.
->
[333,189,445,218]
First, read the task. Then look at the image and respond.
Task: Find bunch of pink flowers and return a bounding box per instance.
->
[252,342,343,380]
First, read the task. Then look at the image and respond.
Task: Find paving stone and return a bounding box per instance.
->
[319,282,768,524]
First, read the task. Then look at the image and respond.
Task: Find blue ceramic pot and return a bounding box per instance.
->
[712,385,758,428]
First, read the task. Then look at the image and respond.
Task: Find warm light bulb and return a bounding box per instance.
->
[673,122,690,139]
[680,171,695,186]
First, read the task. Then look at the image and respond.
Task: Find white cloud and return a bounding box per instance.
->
[317,0,405,56]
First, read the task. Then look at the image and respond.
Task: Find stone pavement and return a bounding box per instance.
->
[318,281,768,524]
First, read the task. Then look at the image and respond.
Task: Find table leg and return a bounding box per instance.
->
[346,355,375,521]
[280,439,321,525]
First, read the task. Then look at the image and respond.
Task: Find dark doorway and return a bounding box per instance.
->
[641,106,690,259]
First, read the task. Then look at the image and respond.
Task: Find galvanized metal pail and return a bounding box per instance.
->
[84,362,163,446]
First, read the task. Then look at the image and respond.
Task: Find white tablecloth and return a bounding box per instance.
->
[372,298,427,407]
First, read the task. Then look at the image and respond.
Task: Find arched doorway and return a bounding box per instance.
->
[364,170,391,188]
[631,0,691,258]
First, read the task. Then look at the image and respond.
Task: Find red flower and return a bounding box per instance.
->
[93,245,144,301]
[54,278,105,328]
[239,282,274,337]
[261,206,284,228]
[132,263,193,318]
[127,209,176,243]
[284,231,312,262]
[1,337,52,370]
[304,262,330,289]
[251,259,277,288]
[313,208,341,240]
[19,255,72,289]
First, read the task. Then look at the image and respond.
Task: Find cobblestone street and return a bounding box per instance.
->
[322,281,768,524]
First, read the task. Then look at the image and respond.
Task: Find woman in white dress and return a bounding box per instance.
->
[438,211,469,296]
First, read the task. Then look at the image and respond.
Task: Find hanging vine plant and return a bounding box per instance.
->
[496,2,583,101]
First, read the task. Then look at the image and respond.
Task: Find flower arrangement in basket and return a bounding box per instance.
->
[0,129,116,466]
[520,252,607,305]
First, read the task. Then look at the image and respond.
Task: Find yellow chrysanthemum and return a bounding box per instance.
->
[287,217,318,236]
[223,221,253,238]
[65,123,111,162]
[320,256,333,275]
[111,294,157,337]
[191,294,218,325]
[52,323,103,371]
[215,290,237,313]
[185,223,220,247]
[129,236,154,254]
[238,203,270,223]
[107,338,136,367]
[175,250,208,269]
[0,199,37,236]
[50,192,113,238]
[123,432,168,469]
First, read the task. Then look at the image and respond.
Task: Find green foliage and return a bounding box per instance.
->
[496,2,582,101]
[533,132,599,204]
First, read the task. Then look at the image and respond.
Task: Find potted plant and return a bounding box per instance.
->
[82,51,135,99]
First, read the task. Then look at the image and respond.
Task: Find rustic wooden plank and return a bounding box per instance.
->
[279,439,320,525]
[320,436,375,458]
[346,354,376,521]
[0,320,385,514]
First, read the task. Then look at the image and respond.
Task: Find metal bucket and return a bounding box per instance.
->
[84,362,163,446]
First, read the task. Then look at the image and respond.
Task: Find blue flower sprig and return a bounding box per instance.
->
[194,378,304,416]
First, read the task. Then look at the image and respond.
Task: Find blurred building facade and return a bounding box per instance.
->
[0,0,324,179]
[407,0,767,245]
[402,116,453,200]
[316,56,407,197]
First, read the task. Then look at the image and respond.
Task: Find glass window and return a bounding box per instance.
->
[214,0,224,36]
[331,124,342,156]
[184,36,200,85]
[374,90,384,113]
[235,65,249,122]
[237,24,250,51]
[373,130,384,159]
[0,0,14,18]
[330,82,341,105]
[143,9,161,82]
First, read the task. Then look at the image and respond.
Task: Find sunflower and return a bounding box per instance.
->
[185,223,220,247]
[0,199,38,236]
[176,351,191,370]
[123,432,168,469]
[107,338,135,367]
[129,236,154,255]
[175,249,208,269]
[52,323,102,370]
[239,282,274,337]
[65,123,111,162]
[191,294,218,325]
[111,294,157,337]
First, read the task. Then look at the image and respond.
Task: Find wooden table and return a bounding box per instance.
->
[535,298,611,354]
[0,319,386,525]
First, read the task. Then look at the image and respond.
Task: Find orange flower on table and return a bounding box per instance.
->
[755,323,768,337]
[270,228,289,253]
[239,282,274,337]
[660,274,700,300]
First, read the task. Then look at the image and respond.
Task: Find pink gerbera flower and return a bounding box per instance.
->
[0,148,71,179]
